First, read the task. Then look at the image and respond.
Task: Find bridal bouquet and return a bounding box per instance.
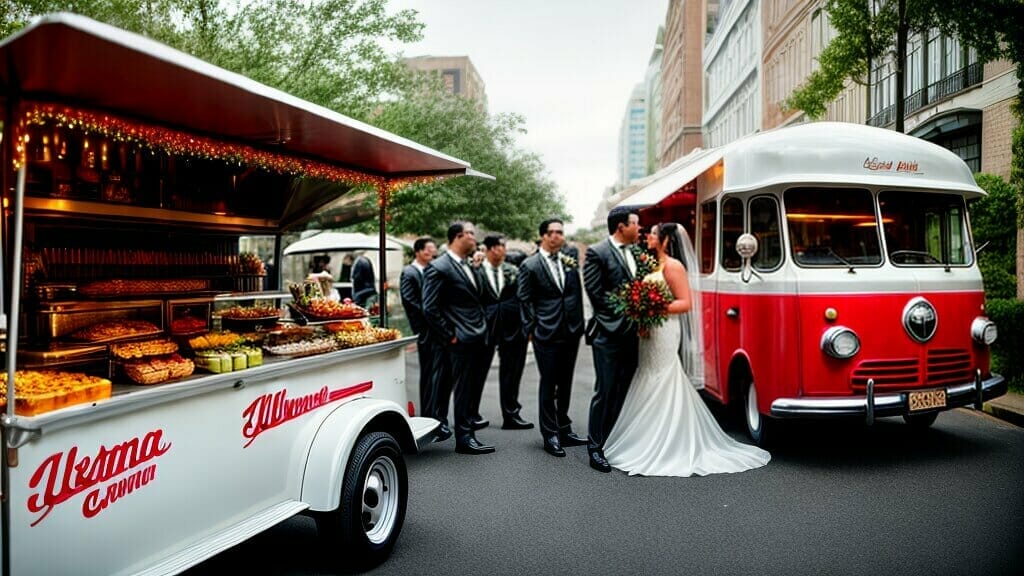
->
[607,277,673,338]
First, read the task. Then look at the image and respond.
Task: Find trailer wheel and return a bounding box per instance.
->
[317,431,407,570]
[745,380,775,447]
[902,412,938,428]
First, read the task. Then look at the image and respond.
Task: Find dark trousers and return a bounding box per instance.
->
[533,337,581,442]
[449,342,490,441]
[477,337,529,421]
[416,337,435,416]
[588,332,639,450]
[423,339,452,425]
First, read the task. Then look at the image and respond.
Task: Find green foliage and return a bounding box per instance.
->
[986,298,1024,388]
[787,0,1023,120]
[368,77,567,240]
[971,173,1019,299]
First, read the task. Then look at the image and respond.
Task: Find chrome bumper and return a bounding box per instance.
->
[770,372,1007,425]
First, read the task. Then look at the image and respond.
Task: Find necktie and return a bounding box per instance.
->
[620,245,635,277]
[491,265,501,294]
[548,253,563,290]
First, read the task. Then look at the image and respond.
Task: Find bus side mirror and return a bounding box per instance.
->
[736,233,759,283]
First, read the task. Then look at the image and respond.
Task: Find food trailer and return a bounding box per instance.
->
[616,122,1006,445]
[0,14,482,574]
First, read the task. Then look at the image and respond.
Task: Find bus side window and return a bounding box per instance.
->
[750,196,782,270]
[700,200,716,274]
[721,196,744,271]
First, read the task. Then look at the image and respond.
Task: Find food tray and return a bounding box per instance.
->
[263,337,337,357]
[0,371,112,416]
[221,315,282,332]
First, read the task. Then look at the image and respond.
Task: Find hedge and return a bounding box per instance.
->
[987,298,1024,390]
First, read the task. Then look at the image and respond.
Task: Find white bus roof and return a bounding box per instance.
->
[617,122,984,209]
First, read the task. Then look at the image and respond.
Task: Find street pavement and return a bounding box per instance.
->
[187,343,1024,576]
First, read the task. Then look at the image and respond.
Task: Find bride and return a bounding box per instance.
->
[604,222,770,477]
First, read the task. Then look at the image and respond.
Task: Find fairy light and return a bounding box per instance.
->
[12,103,453,201]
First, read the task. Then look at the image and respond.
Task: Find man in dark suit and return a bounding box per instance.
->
[478,234,533,431]
[517,218,586,457]
[583,206,641,472]
[400,237,451,440]
[422,221,495,455]
[351,252,377,307]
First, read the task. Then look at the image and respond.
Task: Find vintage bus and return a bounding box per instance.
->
[617,122,1006,445]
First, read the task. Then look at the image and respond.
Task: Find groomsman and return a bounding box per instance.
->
[478,234,533,430]
[517,218,586,457]
[422,221,495,455]
[583,206,641,472]
[400,237,452,441]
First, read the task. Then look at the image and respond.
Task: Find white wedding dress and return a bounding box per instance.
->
[604,270,771,477]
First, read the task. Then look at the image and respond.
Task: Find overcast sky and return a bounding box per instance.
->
[386,0,670,233]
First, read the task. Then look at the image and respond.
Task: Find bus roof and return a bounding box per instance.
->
[617,122,984,209]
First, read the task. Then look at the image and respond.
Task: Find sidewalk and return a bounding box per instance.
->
[984,389,1024,427]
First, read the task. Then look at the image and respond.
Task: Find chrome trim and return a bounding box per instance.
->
[865,378,875,426]
[770,373,1007,418]
[970,317,997,345]
[821,326,860,359]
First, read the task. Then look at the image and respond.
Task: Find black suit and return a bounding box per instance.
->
[352,255,376,307]
[583,239,640,451]
[400,262,446,418]
[479,261,529,422]
[422,252,490,443]
[517,250,584,443]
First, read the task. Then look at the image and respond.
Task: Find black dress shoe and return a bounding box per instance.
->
[589,450,611,473]
[455,437,495,455]
[433,423,452,442]
[543,438,566,457]
[559,431,588,447]
[501,415,535,430]
[470,419,490,431]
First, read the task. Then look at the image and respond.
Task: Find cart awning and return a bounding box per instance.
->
[0,13,482,180]
[614,148,722,209]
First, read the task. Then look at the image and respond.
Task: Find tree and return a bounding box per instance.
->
[972,174,1018,300]
[363,76,568,240]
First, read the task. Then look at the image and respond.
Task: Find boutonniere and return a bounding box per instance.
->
[502,264,518,285]
[559,254,578,270]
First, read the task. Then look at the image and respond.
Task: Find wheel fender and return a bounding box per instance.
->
[726,350,754,406]
[301,397,413,512]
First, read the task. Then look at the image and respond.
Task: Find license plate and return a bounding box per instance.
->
[908,389,946,411]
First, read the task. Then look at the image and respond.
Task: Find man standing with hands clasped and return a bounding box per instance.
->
[421,221,495,455]
[583,206,641,472]
[479,234,533,431]
[400,237,452,440]
[517,218,585,457]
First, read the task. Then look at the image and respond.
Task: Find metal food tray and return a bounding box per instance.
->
[68,328,164,344]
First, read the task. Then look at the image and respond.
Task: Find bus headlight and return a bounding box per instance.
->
[971,317,998,345]
[821,326,861,359]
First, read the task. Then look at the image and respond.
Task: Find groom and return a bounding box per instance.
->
[583,206,641,472]
[421,221,495,455]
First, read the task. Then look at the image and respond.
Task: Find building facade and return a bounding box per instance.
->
[645,29,665,175]
[703,0,762,148]
[403,55,488,108]
[617,83,649,187]
[659,0,706,167]
[762,0,866,129]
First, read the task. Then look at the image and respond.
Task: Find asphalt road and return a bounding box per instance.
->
[187,343,1024,576]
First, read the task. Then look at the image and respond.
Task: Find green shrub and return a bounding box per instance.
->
[979,254,1018,299]
[971,173,1018,301]
[986,298,1024,390]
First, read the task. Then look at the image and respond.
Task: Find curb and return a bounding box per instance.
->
[983,401,1024,428]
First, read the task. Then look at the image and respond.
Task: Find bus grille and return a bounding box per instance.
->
[926,349,973,387]
[851,359,919,390]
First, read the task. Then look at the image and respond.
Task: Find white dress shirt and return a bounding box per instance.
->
[609,237,636,276]
[539,247,564,290]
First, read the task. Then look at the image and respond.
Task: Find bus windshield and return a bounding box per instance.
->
[879,191,971,266]
[785,187,882,267]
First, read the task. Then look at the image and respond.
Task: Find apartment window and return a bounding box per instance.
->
[907,34,923,95]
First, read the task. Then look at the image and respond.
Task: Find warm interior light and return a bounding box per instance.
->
[787,213,877,221]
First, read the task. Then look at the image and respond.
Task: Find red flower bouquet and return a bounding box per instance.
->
[607,276,673,338]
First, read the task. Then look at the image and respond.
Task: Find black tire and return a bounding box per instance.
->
[316,431,407,571]
[744,380,776,447]
[902,412,939,428]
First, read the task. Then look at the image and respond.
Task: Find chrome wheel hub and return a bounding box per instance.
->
[361,455,399,544]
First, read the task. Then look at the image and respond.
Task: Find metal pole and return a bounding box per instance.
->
[377,190,388,328]
[5,165,26,421]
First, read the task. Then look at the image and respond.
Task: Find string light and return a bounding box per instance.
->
[13,102,450,206]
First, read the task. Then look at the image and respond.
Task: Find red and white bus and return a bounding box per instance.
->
[618,122,1006,445]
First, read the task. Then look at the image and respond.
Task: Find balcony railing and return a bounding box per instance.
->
[867,61,983,128]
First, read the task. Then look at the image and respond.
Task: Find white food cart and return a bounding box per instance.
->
[0,13,481,575]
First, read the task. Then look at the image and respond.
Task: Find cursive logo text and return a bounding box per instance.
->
[241,381,372,447]
[26,429,171,527]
